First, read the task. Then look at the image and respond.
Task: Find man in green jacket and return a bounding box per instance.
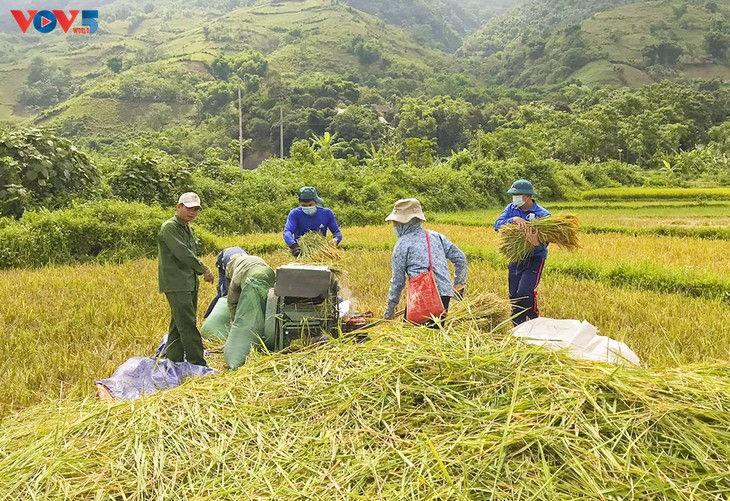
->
[158,192,214,366]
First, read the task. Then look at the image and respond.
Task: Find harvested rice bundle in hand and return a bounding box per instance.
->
[498,214,580,262]
[298,231,344,262]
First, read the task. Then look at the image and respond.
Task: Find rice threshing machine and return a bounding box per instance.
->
[265,264,343,350]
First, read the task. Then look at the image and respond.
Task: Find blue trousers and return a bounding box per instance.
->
[508,256,546,325]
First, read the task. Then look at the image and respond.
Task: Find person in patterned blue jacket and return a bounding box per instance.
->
[384,198,467,320]
[494,179,551,325]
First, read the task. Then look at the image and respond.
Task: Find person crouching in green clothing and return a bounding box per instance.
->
[158,192,214,366]
[223,252,276,370]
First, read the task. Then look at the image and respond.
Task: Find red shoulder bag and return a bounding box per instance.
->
[406,231,445,324]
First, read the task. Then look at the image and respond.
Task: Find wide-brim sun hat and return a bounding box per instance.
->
[506,179,537,196]
[385,198,426,224]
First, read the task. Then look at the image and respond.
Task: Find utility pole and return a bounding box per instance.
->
[279,88,286,159]
[280,105,284,159]
[238,87,244,170]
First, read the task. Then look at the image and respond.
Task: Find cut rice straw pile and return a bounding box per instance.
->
[444,290,512,331]
[1,317,729,500]
[499,214,580,262]
[297,231,344,262]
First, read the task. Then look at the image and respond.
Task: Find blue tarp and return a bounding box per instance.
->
[95,336,216,401]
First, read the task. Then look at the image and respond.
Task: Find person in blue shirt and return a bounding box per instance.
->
[283,186,343,257]
[494,179,551,325]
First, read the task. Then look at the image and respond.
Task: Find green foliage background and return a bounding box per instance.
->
[1,0,730,268]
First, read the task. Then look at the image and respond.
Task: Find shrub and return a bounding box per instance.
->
[108,151,192,205]
[0,201,216,269]
[0,128,100,217]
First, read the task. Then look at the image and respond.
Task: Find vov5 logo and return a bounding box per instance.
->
[11,10,99,35]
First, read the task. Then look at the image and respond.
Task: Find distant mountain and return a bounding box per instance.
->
[0,0,456,124]
[341,0,520,51]
[459,0,639,58]
[461,0,730,87]
[1,0,488,164]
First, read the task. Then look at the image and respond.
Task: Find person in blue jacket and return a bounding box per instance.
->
[494,179,551,325]
[283,186,343,257]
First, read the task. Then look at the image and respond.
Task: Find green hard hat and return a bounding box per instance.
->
[506,179,536,196]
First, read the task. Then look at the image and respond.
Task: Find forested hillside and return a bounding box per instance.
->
[460,0,640,58]
[461,0,730,86]
[342,0,519,50]
[0,0,729,174]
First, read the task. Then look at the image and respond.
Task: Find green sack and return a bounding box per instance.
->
[200,297,231,342]
[224,278,273,370]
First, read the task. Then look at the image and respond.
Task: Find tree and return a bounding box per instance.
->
[350,36,382,65]
[705,32,730,60]
[211,55,232,80]
[328,106,384,143]
[404,138,436,168]
[145,103,174,130]
[108,150,191,205]
[18,57,75,109]
[395,98,437,143]
[430,97,478,154]
[106,55,124,74]
[642,42,684,66]
[309,132,346,160]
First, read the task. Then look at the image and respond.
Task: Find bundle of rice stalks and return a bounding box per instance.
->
[444,290,512,332]
[298,231,343,262]
[498,214,580,262]
[1,322,729,500]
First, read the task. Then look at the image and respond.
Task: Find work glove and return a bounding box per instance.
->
[290,243,302,257]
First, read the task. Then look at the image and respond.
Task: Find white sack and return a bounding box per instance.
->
[512,317,641,366]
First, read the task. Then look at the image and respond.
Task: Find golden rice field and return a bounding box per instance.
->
[1,202,729,417]
[1,201,730,499]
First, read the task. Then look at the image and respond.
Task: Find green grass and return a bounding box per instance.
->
[546,201,730,209]
[582,187,730,201]
[434,203,730,239]
[38,96,197,135]
[571,59,654,87]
